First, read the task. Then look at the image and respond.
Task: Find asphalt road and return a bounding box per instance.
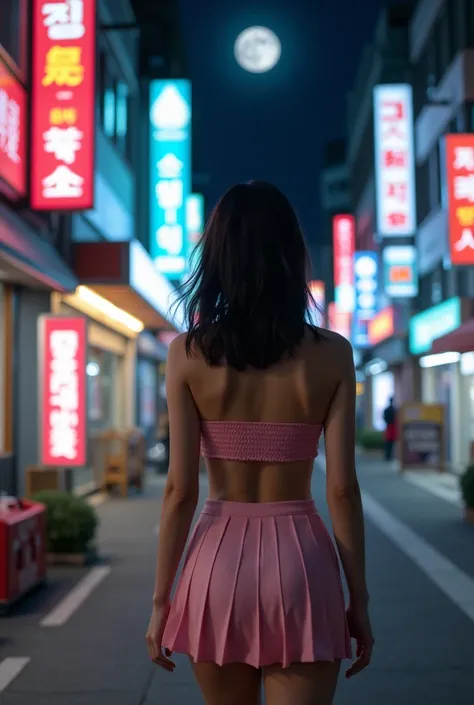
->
[1,461,473,705]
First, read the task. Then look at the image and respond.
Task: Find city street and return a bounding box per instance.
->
[1,459,473,705]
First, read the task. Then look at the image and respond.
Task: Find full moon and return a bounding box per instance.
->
[234,26,281,74]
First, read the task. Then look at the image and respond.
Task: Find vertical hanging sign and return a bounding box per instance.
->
[446,133,474,265]
[0,61,27,198]
[373,84,416,237]
[31,0,96,210]
[332,214,355,313]
[149,80,192,278]
[39,316,88,467]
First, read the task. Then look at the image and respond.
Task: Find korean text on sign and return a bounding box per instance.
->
[31,0,95,210]
[0,62,26,196]
[40,317,87,466]
[446,133,474,265]
[149,80,192,278]
[374,84,415,237]
[48,330,80,461]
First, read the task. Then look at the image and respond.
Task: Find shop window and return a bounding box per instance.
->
[0,0,22,69]
[413,40,437,119]
[416,158,431,225]
[435,10,451,82]
[87,348,116,431]
[428,144,442,212]
[465,102,474,131]
[448,0,464,58]
[97,49,134,164]
[465,0,474,47]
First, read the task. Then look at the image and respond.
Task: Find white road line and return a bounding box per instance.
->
[0,658,30,693]
[403,471,462,507]
[40,566,111,627]
[317,458,474,621]
[361,492,474,621]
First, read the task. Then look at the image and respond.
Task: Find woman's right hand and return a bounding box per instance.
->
[345,602,374,678]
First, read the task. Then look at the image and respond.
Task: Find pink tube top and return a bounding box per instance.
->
[200,421,323,463]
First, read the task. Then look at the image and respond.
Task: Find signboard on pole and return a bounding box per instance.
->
[399,403,445,471]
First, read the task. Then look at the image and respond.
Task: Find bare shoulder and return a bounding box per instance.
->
[167,333,190,375]
[168,332,187,358]
[308,328,354,373]
[167,332,207,380]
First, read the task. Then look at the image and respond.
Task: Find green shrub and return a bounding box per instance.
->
[460,465,474,509]
[358,429,385,451]
[33,491,98,554]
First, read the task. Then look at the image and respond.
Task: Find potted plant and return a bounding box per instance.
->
[32,490,99,565]
[460,465,474,525]
[357,429,385,454]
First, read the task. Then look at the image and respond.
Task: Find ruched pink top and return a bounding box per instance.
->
[200,421,323,462]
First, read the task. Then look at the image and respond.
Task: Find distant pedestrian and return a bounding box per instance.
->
[383,397,397,461]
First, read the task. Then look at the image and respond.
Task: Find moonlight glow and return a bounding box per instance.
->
[234,27,281,74]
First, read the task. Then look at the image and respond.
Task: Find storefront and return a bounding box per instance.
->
[409,297,470,472]
[428,315,474,472]
[62,238,184,492]
[50,287,140,493]
[0,206,79,496]
[136,332,168,452]
[364,305,410,430]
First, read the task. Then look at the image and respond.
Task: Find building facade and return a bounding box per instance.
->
[408,0,474,471]
[318,139,350,310]
[345,4,415,431]
[0,0,80,496]
[0,0,187,497]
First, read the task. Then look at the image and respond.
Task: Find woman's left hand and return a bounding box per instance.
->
[146,602,175,672]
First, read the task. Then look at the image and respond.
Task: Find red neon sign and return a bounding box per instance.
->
[0,60,27,198]
[332,214,355,313]
[39,316,87,467]
[446,133,474,266]
[31,0,95,210]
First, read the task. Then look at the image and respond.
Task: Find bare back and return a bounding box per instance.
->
[183,327,349,503]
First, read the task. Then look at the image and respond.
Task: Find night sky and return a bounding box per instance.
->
[178,0,387,245]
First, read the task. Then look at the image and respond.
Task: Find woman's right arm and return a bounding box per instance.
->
[324,336,374,676]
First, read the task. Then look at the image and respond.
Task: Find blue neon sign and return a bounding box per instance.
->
[354,251,378,320]
[149,80,191,278]
[409,297,461,355]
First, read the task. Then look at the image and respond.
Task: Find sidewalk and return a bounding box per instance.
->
[1,470,473,704]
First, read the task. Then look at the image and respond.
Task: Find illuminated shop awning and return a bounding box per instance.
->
[431,318,474,355]
[0,205,78,291]
[73,239,185,332]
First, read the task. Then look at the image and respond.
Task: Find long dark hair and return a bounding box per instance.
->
[176,181,319,370]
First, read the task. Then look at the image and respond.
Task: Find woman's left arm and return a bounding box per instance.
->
[146,335,200,669]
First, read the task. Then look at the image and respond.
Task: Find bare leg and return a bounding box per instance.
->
[191,660,262,705]
[263,660,341,705]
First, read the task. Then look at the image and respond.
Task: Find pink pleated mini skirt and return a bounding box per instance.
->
[162,498,352,669]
